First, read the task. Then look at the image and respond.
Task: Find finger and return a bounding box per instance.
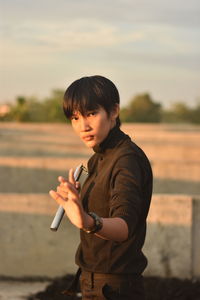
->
[63,181,79,199]
[75,181,80,190]
[49,190,65,206]
[58,176,67,184]
[57,184,69,192]
[69,168,76,185]
[63,180,78,190]
[57,187,68,199]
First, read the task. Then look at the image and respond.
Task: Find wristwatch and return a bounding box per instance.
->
[82,212,103,234]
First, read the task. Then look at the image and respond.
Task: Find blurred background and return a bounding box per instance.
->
[0,0,200,299]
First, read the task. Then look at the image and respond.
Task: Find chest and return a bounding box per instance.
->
[80,155,115,216]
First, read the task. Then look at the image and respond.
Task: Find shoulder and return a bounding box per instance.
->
[110,134,152,180]
[113,133,150,164]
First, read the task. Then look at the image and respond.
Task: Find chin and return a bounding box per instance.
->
[84,141,97,148]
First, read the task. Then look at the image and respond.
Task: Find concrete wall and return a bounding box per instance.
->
[192,198,200,278]
[0,194,79,278]
[0,193,199,279]
[144,195,195,278]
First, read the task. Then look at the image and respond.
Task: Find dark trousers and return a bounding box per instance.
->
[80,271,145,300]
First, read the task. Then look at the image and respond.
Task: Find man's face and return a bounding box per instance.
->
[70,106,118,148]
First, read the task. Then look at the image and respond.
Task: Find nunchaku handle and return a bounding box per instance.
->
[50,164,85,231]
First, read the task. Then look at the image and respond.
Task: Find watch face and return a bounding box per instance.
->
[83,212,103,234]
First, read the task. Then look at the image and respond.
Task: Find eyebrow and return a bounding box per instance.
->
[72,108,99,116]
[71,111,79,116]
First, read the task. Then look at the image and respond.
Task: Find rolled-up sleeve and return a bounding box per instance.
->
[109,153,144,239]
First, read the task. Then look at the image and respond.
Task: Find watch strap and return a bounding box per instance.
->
[82,212,103,234]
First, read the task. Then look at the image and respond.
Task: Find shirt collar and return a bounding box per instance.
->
[93,126,128,154]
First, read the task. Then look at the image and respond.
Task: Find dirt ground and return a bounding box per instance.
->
[26,274,200,300]
[0,280,50,300]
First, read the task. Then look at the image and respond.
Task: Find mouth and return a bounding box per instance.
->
[82,135,94,142]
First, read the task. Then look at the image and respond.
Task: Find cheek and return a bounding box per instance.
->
[71,123,79,135]
[99,119,111,137]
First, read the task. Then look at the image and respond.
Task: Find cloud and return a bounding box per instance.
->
[0,20,145,66]
[1,0,200,27]
[31,22,143,50]
[1,0,199,61]
[0,0,199,104]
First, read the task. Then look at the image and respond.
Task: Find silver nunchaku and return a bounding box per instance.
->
[50,164,88,231]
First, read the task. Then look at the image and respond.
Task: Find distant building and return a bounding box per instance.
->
[0,104,11,117]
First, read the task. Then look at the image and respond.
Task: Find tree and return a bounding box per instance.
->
[162,102,192,123]
[6,90,68,123]
[9,96,30,122]
[43,89,67,122]
[190,102,200,124]
[121,93,162,123]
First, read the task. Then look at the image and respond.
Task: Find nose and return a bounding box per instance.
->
[79,116,91,132]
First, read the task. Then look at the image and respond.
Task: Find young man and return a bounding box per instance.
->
[49,75,153,300]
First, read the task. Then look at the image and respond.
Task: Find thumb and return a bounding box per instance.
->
[69,168,76,185]
[75,181,80,191]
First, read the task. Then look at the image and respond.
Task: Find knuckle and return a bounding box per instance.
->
[57,186,61,192]
[54,193,60,201]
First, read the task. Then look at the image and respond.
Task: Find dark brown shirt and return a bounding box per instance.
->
[75,126,153,275]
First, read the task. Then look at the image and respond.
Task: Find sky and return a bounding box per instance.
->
[0,0,200,108]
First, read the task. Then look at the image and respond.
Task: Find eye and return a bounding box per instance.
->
[87,111,97,117]
[71,115,79,121]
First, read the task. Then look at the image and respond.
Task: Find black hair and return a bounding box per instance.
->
[63,75,121,127]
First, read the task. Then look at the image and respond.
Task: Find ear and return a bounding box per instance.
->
[111,103,120,120]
